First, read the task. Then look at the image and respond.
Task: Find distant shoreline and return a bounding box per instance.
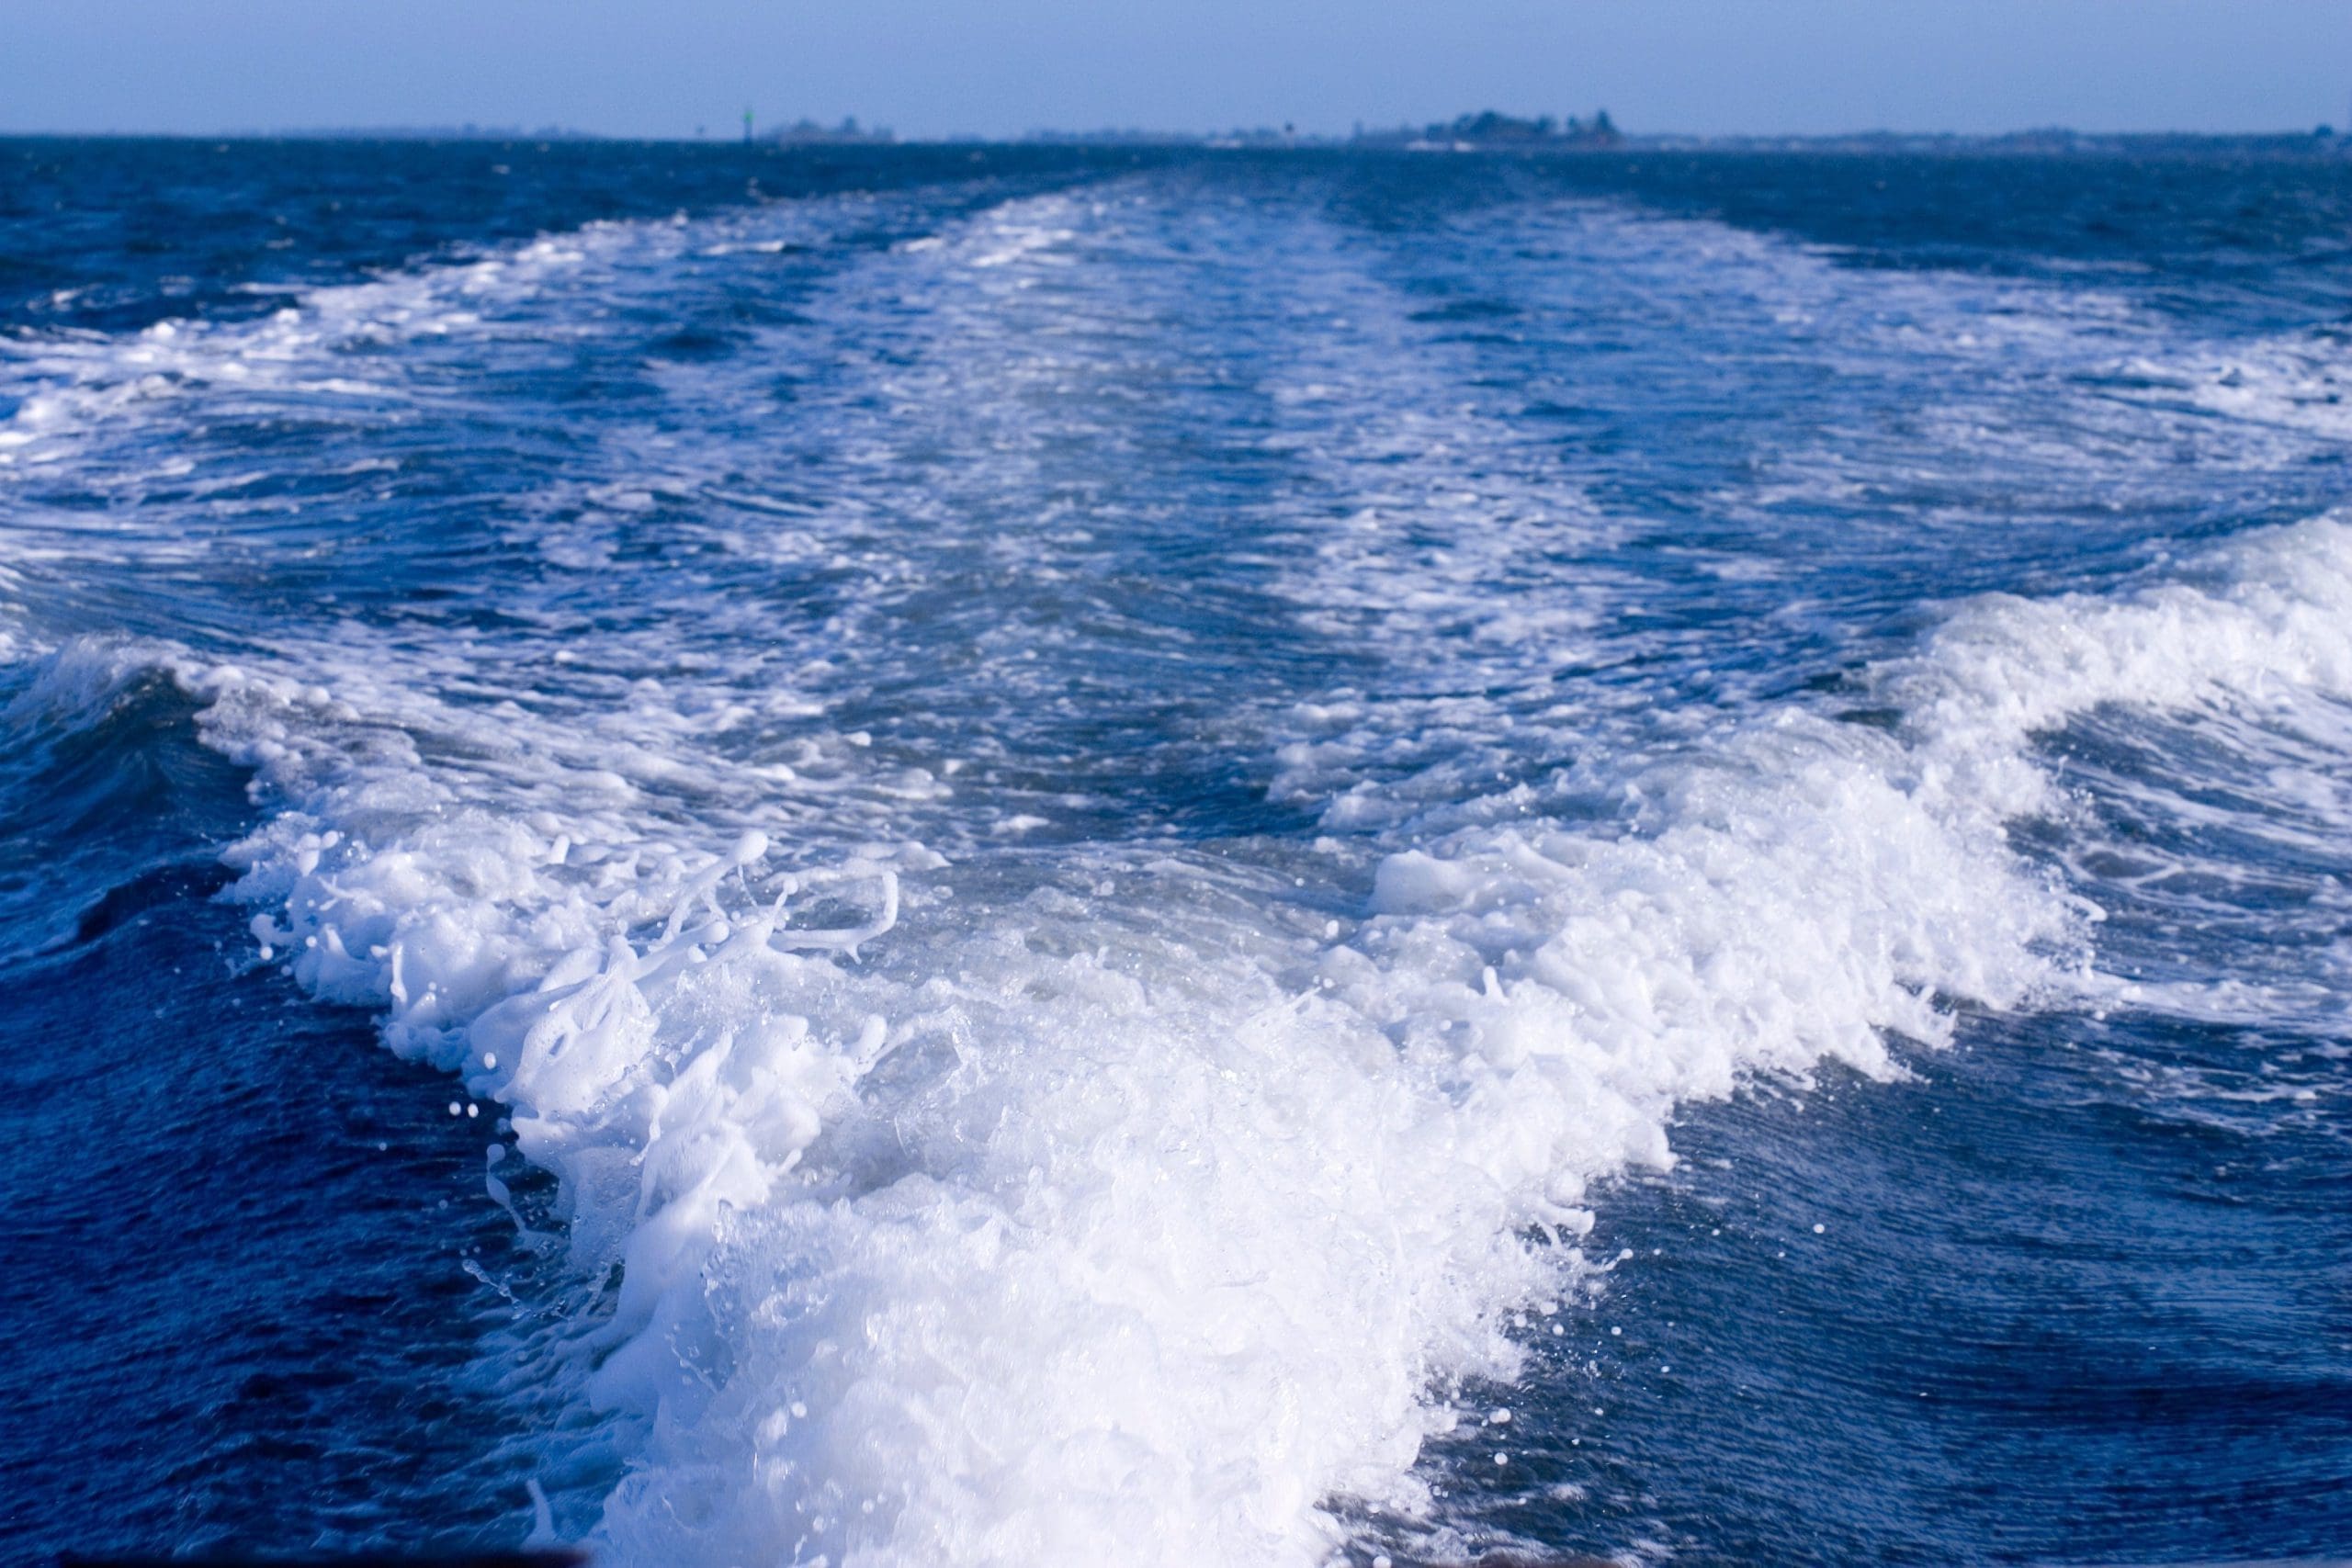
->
[7,127,2347,157]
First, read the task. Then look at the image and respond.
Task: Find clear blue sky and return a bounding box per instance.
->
[5,1,2348,139]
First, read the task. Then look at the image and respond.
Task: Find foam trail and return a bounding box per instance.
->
[591,515,2352,1565]
[203,693,2066,1568]
[191,501,2352,1568]
[15,172,2352,1566]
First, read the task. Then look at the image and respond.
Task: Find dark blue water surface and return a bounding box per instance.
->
[2,141,2347,1567]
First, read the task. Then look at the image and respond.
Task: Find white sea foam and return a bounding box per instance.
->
[2112,333,2352,443]
[187,515,2352,1566]
[1894,513,2352,821]
[178,546,2352,1568]
[165,652,2060,1568]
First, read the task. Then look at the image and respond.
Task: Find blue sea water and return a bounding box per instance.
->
[2,139,2349,1567]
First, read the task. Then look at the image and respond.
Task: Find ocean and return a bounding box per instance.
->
[2,138,2347,1567]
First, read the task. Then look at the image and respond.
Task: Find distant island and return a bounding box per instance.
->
[1004,112,2346,157]
[1007,109,1622,151]
[1353,109,1623,150]
[760,116,896,146]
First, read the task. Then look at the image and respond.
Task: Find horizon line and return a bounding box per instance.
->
[5,122,2347,146]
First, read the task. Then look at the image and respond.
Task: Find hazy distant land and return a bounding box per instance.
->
[74,108,2352,154]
